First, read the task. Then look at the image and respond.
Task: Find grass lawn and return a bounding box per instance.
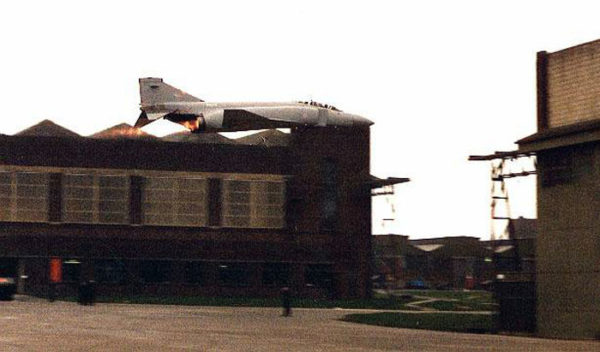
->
[342,312,498,334]
[397,289,497,311]
[66,294,420,310]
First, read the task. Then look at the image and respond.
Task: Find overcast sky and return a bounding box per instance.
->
[1,1,599,239]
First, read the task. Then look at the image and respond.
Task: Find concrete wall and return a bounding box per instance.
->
[536,143,600,339]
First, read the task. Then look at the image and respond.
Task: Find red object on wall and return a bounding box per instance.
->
[49,258,62,283]
[465,275,474,290]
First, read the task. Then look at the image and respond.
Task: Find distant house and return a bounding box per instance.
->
[409,237,494,290]
[486,217,536,275]
[372,235,427,288]
[373,235,494,290]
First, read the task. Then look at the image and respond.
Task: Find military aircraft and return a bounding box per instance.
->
[134,78,373,132]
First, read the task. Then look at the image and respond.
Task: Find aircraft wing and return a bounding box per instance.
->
[220,109,295,131]
[220,106,318,131]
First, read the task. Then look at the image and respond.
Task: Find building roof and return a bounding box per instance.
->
[161,131,237,144]
[517,119,600,152]
[508,217,537,240]
[413,244,444,252]
[372,235,427,257]
[235,129,290,147]
[369,176,410,190]
[409,237,492,258]
[15,119,80,138]
[89,123,158,140]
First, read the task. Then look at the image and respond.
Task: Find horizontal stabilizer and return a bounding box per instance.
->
[134,112,152,128]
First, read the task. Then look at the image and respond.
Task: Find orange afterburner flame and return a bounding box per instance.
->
[179,119,200,132]
[91,123,151,139]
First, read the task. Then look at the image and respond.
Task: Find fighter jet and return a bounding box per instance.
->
[134,78,373,132]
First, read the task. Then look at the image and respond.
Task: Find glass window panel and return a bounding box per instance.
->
[225,192,250,204]
[185,261,208,285]
[0,197,11,208]
[143,190,173,202]
[262,263,290,286]
[266,182,284,193]
[0,172,11,184]
[266,192,284,204]
[63,187,94,199]
[16,198,47,210]
[99,176,127,188]
[64,199,94,212]
[175,216,206,226]
[227,180,250,192]
[145,177,176,189]
[226,204,250,216]
[178,178,206,189]
[218,263,250,287]
[99,200,127,213]
[63,212,94,223]
[16,185,47,198]
[64,175,94,187]
[15,210,46,222]
[94,259,125,284]
[143,202,175,214]
[223,216,250,227]
[99,188,126,201]
[144,214,174,225]
[16,172,47,185]
[0,185,12,197]
[176,202,204,214]
[99,212,127,224]
[175,190,205,201]
[139,261,171,283]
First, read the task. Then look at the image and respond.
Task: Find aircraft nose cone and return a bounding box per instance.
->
[352,114,374,127]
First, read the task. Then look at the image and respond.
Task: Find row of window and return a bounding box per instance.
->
[59,259,332,288]
[0,171,285,229]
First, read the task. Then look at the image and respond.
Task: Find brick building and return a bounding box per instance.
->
[0,120,404,299]
[477,39,600,339]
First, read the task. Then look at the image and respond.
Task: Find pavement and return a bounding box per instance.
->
[0,296,598,351]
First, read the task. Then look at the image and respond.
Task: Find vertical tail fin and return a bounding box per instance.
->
[139,78,203,106]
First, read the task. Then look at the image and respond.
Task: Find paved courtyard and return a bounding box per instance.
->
[0,296,598,351]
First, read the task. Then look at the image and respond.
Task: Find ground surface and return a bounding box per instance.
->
[0,296,598,351]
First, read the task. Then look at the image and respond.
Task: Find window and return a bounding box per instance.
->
[0,171,49,222]
[321,159,338,230]
[142,177,208,226]
[63,174,129,224]
[98,176,129,224]
[305,264,333,289]
[540,146,593,187]
[63,174,95,223]
[184,261,209,285]
[253,181,285,228]
[222,180,251,227]
[222,179,285,228]
[218,263,250,287]
[62,259,81,283]
[94,259,126,284]
[139,260,172,283]
[262,263,290,286]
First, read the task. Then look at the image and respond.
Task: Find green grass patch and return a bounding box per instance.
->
[342,312,498,334]
[399,290,497,311]
[66,294,420,310]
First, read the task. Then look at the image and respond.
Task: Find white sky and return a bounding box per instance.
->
[1,1,599,239]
